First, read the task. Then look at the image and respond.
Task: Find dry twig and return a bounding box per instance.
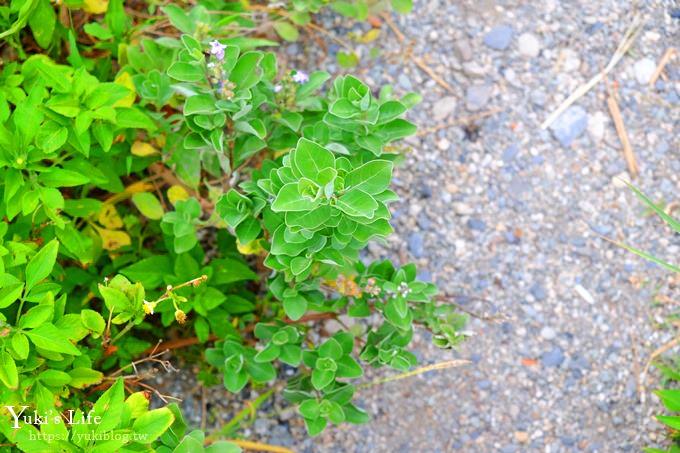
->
[380,12,454,93]
[649,47,677,86]
[358,359,471,389]
[541,14,643,129]
[605,83,638,177]
[639,335,680,404]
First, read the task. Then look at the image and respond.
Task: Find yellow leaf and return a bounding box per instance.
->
[82,0,109,14]
[154,135,166,148]
[167,185,189,206]
[131,141,158,157]
[98,204,123,229]
[237,239,265,255]
[113,72,136,108]
[359,29,381,44]
[98,229,131,251]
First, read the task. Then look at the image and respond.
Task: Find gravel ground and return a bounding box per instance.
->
[286,1,679,451]
[158,1,679,451]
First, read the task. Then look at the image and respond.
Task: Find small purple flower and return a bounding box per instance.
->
[273,84,283,93]
[209,40,226,61]
[292,70,309,84]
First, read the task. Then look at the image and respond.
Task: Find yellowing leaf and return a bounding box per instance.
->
[98,204,123,229]
[98,229,131,251]
[237,239,265,255]
[167,185,189,206]
[359,29,381,43]
[154,135,166,148]
[113,72,136,107]
[82,0,109,14]
[131,192,164,220]
[131,141,158,157]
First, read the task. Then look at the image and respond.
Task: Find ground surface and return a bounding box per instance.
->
[164,1,679,451]
[281,1,679,451]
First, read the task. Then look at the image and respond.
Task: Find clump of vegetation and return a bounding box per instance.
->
[0,0,465,450]
[614,183,679,453]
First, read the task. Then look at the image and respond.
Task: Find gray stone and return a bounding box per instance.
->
[541,347,565,367]
[549,105,588,146]
[518,32,541,57]
[540,326,556,340]
[530,283,547,301]
[432,96,457,121]
[502,144,520,163]
[454,39,473,61]
[467,218,486,231]
[483,25,513,50]
[408,232,425,258]
[465,84,493,111]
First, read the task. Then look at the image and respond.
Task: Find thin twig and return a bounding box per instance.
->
[437,293,508,322]
[222,440,293,453]
[358,359,471,389]
[380,12,454,93]
[541,14,643,129]
[649,47,677,86]
[639,335,680,404]
[605,81,638,177]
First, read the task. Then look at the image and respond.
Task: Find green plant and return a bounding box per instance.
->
[0,0,465,450]
[616,184,679,452]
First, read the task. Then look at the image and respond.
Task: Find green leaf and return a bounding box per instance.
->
[98,285,131,312]
[304,416,327,436]
[28,0,55,48]
[298,399,320,419]
[345,160,393,194]
[39,369,72,387]
[271,183,320,212]
[132,192,164,220]
[283,293,307,321]
[391,0,413,14]
[336,355,363,378]
[0,351,18,390]
[38,168,90,187]
[294,138,335,183]
[611,239,680,274]
[120,255,171,289]
[311,367,335,390]
[18,305,52,329]
[36,122,68,153]
[230,52,263,90]
[184,94,218,115]
[11,333,29,360]
[273,21,299,42]
[25,240,59,290]
[235,217,261,244]
[656,389,680,411]
[168,62,204,82]
[26,323,81,355]
[133,408,175,442]
[627,182,680,234]
[161,4,195,34]
[336,189,378,218]
[245,360,276,383]
[81,309,106,335]
[0,284,23,309]
[290,256,312,276]
[319,338,343,360]
[657,415,680,430]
